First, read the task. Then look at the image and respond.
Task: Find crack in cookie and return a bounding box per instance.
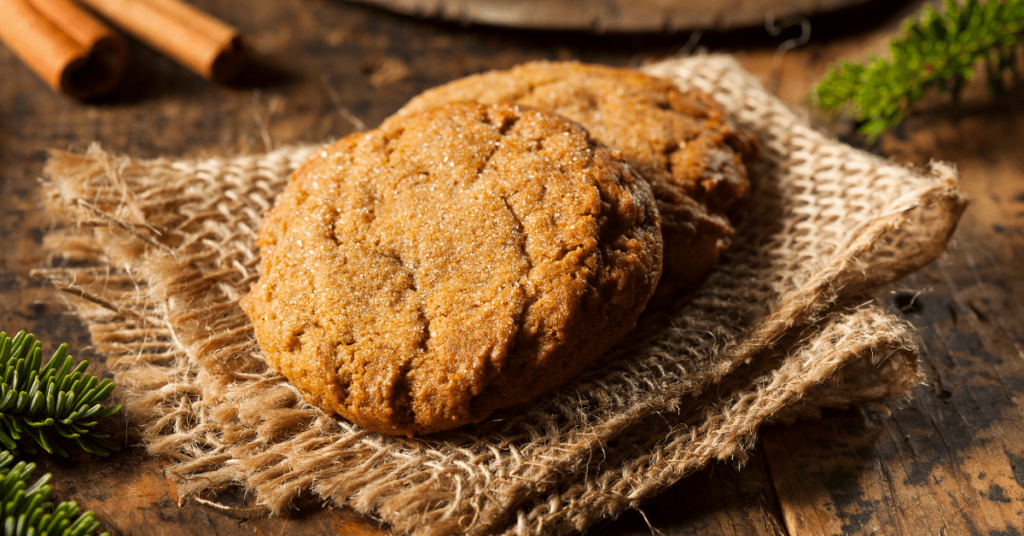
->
[243,103,662,436]
[384,61,759,302]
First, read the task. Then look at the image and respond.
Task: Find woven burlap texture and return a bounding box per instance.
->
[39,55,965,536]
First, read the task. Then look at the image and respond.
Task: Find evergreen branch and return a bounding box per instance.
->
[0,450,108,536]
[0,333,122,458]
[814,0,1024,141]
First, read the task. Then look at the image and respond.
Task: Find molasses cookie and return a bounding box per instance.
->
[385,61,758,299]
[242,103,662,436]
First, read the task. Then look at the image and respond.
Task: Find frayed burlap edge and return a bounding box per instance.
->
[37,55,965,536]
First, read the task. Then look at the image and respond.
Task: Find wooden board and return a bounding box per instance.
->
[344,0,882,33]
[3,0,1024,534]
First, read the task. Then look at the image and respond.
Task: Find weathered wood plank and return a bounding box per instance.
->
[0,1,792,533]
[763,410,912,535]
[593,451,787,536]
[36,449,385,536]
[5,0,1024,534]
[758,78,1024,534]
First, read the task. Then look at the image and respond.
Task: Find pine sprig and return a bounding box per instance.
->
[814,0,1024,141]
[0,332,122,458]
[0,450,108,536]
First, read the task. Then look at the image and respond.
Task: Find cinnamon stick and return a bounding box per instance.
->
[0,0,128,98]
[78,0,246,82]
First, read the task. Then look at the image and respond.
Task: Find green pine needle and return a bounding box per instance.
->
[814,0,1024,141]
[0,450,108,536]
[0,332,122,458]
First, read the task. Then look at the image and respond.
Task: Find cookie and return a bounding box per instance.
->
[242,103,662,436]
[385,61,758,299]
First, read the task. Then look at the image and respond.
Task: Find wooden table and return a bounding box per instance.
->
[3,1,1023,534]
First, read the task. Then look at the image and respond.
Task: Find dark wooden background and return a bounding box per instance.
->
[2,0,1024,534]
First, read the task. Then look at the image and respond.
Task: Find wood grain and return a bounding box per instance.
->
[2,0,1023,534]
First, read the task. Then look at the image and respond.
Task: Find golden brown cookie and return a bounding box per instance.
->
[385,61,758,300]
[242,103,662,436]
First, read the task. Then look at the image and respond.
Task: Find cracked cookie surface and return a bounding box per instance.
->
[241,103,662,436]
[385,61,758,300]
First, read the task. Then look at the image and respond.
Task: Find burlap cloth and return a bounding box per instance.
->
[38,55,965,535]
